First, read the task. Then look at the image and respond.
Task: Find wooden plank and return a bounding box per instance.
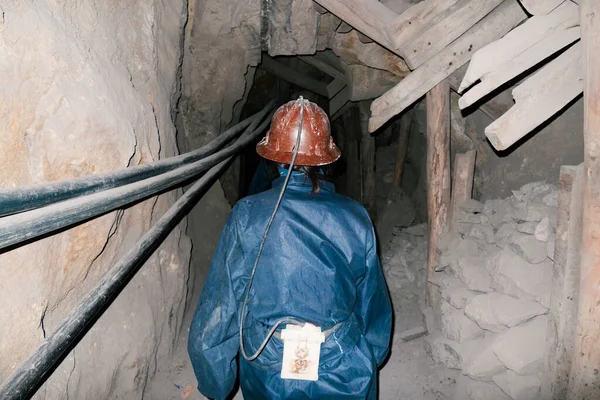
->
[449,150,476,232]
[459,1,580,106]
[298,54,347,81]
[387,0,461,50]
[568,0,600,397]
[426,80,451,301]
[326,78,347,98]
[359,101,377,217]
[460,27,580,109]
[260,55,329,97]
[398,0,505,70]
[312,0,398,50]
[369,0,527,133]
[521,0,566,15]
[542,164,584,400]
[393,111,413,187]
[329,86,351,118]
[484,42,583,151]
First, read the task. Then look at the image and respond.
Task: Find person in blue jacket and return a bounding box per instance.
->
[188,98,392,400]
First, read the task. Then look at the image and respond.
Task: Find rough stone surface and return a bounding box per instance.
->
[465,293,546,331]
[461,334,506,382]
[0,1,190,398]
[425,332,464,370]
[451,257,494,293]
[493,248,552,308]
[508,233,548,264]
[441,301,484,343]
[460,199,485,213]
[466,380,512,400]
[266,0,319,56]
[493,370,542,400]
[493,316,548,375]
[517,222,538,234]
[534,217,551,242]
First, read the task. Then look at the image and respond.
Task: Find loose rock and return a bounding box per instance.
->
[493,248,552,308]
[461,334,505,381]
[451,257,494,293]
[460,199,485,213]
[493,316,547,375]
[425,332,464,369]
[534,217,550,242]
[466,380,512,400]
[441,301,484,343]
[516,222,538,235]
[465,293,546,331]
[509,233,548,264]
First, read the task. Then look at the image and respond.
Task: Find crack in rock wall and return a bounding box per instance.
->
[426,181,558,400]
[0,1,190,398]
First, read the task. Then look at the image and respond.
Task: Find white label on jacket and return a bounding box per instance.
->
[280,323,325,381]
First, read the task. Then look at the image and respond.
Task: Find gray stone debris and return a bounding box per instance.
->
[516,222,538,235]
[451,257,494,293]
[493,316,548,375]
[398,325,428,342]
[457,210,484,224]
[461,333,505,381]
[534,217,551,242]
[493,248,552,308]
[425,332,464,370]
[493,370,542,400]
[509,233,548,264]
[460,199,485,213]
[441,301,485,343]
[465,293,546,332]
[466,380,512,400]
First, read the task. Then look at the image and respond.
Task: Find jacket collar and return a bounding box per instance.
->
[272,168,336,193]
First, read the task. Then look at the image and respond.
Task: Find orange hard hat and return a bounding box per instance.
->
[256,98,341,166]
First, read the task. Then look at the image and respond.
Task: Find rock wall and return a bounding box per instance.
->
[0,1,190,398]
[426,182,558,400]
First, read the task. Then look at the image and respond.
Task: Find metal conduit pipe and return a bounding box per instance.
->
[0,99,276,217]
[0,110,274,253]
[0,157,234,400]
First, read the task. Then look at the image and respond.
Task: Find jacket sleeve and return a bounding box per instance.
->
[354,227,393,366]
[188,212,243,400]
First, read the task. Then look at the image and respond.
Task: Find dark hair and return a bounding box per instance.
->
[277,163,330,194]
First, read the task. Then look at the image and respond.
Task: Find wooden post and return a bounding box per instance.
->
[393,111,413,187]
[426,80,451,300]
[449,150,476,231]
[358,101,377,218]
[542,164,584,400]
[568,0,600,398]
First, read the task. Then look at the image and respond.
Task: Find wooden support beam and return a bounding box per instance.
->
[393,111,412,187]
[329,85,350,118]
[397,0,505,70]
[485,42,583,151]
[459,1,580,109]
[568,0,600,397]
[426,80,451,301]
[449,150,476,232]
[260,55,329,97]
[359,101,377,218]
[326,79,347,98]
[520,0,566,15]
[369,0,527,133]
[542,164,584,400]
[387,0,461,50]
[448,64,512,121]
[298,54,347,81]
[312,0,397,50]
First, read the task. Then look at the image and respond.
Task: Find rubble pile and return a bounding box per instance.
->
[381,223,429,340]
[426,182,558,400]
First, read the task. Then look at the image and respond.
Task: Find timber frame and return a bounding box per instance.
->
[308,0,599,397]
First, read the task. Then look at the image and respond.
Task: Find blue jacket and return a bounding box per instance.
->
[188,170,392,400]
